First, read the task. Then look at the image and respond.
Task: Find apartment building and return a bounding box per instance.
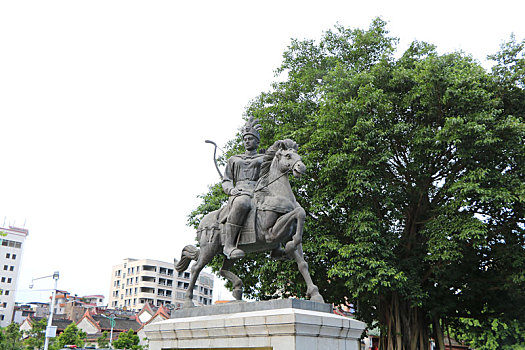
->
[0,226,28,327]
[108,258,214,311]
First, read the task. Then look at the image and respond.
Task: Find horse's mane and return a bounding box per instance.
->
[258,139,298,183]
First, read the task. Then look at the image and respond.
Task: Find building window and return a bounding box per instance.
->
[0,315,4,321]
[9,266,14,272]
[3,266,7,271]
[7,278,11,283]
[1,240,21,248]
[4,291,8,296]
[1,277,5,283]
[5,254,9,259]
[11,254,16,260]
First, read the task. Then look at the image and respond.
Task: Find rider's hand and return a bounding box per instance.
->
[230,188,241,196]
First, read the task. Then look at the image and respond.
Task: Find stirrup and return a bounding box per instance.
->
[224,247,245,259]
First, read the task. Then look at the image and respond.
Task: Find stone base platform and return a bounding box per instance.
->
[143,299,366,350]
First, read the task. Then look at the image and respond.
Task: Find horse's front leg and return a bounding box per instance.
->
[268,207,306,243]
[268,207,305,255]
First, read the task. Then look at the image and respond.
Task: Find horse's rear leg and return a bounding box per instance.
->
[183,251,214,308]
[292,244,324,303]
[219,258,243,301]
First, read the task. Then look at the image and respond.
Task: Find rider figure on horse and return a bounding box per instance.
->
[222,117,264,259]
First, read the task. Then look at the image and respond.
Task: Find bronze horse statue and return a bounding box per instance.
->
[175,139,324,307]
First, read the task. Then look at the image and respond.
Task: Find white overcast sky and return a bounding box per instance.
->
[1,0,524,304]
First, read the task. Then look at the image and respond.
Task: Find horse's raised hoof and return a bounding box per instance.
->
[183,300,196,308]
[284,241,296,256]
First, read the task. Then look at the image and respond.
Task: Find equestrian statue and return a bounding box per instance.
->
[175,118,324,307]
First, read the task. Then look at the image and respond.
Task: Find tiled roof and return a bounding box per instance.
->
[29,317,72,330]
[92,315,141,332]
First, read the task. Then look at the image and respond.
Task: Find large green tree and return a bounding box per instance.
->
[0,323,24,350]
[112,329,142,350]
[23,318,47,350]
[50,323,86,350]
[190,19,525,349]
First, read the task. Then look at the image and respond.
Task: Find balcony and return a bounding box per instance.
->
[141,265,157,273]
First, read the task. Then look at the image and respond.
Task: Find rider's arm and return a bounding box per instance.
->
[222,158,235,195]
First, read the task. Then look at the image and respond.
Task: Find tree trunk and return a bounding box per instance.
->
[379,293,432,350]
[433,317,445,350]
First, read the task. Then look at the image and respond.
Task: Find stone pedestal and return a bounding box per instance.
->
[144,299,366,350]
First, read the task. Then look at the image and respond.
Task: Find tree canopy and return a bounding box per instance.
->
[112,329,142,350]
[23,318,47,350]
[50,323,86,350]
[189,18,525,349]
[0,323,24,350]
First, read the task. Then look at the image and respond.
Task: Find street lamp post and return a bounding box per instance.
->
[100,314,115,348]
[29,271,59,350]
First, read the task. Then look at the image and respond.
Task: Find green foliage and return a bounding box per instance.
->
[189,18,525,348]
[97,331,109,349]
[50,323,86,350]
[453,317,525,350]
[112,329,142,350]
[23,318,47,350]
[0,323,24,350]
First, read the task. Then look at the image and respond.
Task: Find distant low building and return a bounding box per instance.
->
[0,225,29,327]
[136,304,170,346]
[77,310,142,346]
[19,315,72,337]
[24,302,49,318]
[12,304,35,324]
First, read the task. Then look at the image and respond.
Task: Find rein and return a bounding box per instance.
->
[254,160,299,193]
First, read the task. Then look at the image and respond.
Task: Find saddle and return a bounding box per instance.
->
[218,205,257,245]
[196,205,257,246]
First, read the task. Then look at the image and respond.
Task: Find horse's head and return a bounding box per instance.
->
[273,139,306,178]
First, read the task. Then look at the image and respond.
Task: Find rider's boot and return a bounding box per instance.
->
[223,223,245,259]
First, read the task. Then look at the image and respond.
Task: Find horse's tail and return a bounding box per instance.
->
[175,245,200,272]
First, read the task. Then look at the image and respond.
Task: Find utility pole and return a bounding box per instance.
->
[30,271,59,350]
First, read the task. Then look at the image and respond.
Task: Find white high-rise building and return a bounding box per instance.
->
[108,258,214,311]
[0,226,28,327]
